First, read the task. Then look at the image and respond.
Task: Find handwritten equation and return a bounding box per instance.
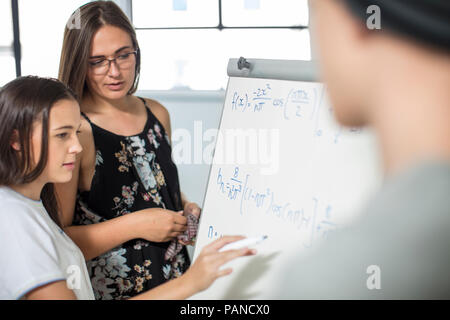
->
[230,83,362,144]
[212,166,338,248]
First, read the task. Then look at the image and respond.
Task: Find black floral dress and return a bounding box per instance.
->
[74,98,190,300]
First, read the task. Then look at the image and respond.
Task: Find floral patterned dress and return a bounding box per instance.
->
[74,98,189,300]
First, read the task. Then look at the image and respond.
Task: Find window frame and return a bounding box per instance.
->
[131,0,309,31]
[7,0,311,84]
[131,0,311,91]
[5,0,21,78]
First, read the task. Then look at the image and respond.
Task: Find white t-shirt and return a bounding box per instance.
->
[0,186,94,300]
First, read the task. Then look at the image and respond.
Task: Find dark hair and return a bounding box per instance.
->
[58,0,141,99]
[0,76,79,228]
[341,0,450,52]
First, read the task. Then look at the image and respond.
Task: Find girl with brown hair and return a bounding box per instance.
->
[55,1,231,299]
[0,76,91,299]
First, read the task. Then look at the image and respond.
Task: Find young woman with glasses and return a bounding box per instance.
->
[55,1,240,300]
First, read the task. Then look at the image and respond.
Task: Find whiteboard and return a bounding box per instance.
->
[191,59,382,299]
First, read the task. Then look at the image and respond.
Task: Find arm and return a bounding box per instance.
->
[25,280,77,300]
[64,208,187,261]
[26,236,256,300]
[131,236,256,300]
[62,213,140,261]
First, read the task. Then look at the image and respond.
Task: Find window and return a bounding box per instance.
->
[18,0,91,79]
[1,0,311,90]
[0,1,15,86]
[133,0,311,90]
[137,28,311,90]
[221,0,308,26]
[133,0,219,28]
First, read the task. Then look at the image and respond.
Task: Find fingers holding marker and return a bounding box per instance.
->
[218,247,257,265]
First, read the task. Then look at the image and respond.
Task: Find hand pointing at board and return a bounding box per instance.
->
[182,236,257,295]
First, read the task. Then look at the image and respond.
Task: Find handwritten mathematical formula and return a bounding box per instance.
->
[208,166,338,248]
[230,83,362,144]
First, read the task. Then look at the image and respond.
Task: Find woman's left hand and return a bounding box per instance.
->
[178,202,201,245]
[183,202,201,219]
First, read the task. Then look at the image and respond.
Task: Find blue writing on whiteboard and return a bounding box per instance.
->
[215,167,338,248]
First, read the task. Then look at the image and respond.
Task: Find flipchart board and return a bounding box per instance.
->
[190,59,382,299]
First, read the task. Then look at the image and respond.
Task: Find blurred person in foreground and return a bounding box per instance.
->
[274,0,450,299]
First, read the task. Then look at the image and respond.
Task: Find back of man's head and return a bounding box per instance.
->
[310,0,450,131]
[342,0,450,53]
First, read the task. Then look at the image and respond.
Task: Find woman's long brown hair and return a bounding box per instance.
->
[58,1,141,100]
[0,76,79,228]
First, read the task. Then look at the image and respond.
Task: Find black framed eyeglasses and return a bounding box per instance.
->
[88,50,137,75]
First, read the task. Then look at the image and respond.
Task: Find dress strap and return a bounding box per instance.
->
[138,96,148,108]
[81,112,93,125]
[137,97,165,134]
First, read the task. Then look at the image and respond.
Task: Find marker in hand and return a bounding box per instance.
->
[219,235,268,252]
